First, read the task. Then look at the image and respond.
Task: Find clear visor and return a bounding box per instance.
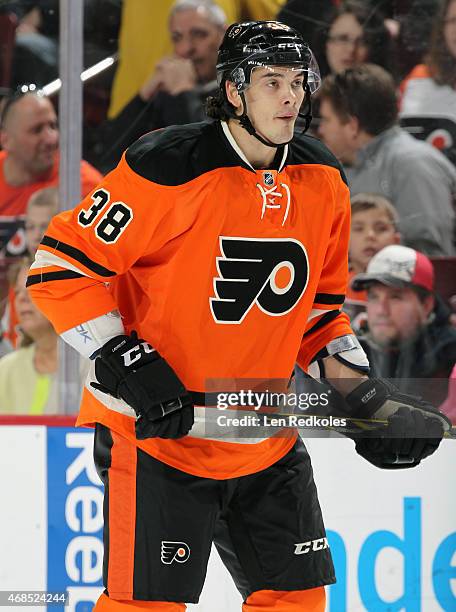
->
[221,46,321,95]
[249,62,321,94]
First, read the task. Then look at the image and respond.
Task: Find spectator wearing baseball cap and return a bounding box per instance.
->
[351,244,456,404]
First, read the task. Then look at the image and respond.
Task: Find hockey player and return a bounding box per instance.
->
[27,21,450,612]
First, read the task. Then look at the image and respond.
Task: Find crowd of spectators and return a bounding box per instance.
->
[0,0,455,421]
[318,63,456,255]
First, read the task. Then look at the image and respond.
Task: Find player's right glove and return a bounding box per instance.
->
[91,331,194,440]
[342,379,451,469]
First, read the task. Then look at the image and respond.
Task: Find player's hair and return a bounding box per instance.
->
[206,86,236,120]
[318,64,397,135]
[169,0,226,28]
[426,0,456,87]
[26,186,59,214]
[351,193,399,230]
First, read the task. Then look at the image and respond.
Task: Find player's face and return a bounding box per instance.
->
[25,204,55,254]
[15,266,54,339]
[444,0,456,59]
[366,284,432,346]
[318,98,356,164]
[2,95,58,176]
[169,9,225,82]
[243,66,306,145]
[349,210,400,273]
[326,13,369,74]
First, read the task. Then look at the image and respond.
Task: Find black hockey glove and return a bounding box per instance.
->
[343,379,451,469]
[91,332,194,440]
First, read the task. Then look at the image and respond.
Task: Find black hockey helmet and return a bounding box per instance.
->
[215,21,321,145]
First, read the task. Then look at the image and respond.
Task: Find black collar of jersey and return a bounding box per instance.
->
[125,120,347,187]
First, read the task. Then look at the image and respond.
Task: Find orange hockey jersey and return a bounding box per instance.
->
[27,120,353,479]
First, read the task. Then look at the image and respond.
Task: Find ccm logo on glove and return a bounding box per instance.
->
[91,331,194,439]
[121,341,155,367]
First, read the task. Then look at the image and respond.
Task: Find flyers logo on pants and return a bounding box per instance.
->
[161,541,191,564]
[210,237,309,324]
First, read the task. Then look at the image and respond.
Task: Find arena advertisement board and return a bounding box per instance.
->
[46,427,104,611]
[0,425,454,611]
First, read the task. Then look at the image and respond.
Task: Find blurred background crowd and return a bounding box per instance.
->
[0,0,455,422]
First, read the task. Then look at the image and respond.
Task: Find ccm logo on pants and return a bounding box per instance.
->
[161,541,191,564]
[294,537,329,555]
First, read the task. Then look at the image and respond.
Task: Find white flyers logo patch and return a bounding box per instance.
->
[161,541,191,564]
[210,237,309,324]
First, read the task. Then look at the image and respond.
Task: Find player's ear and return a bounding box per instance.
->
[225,81,243,115]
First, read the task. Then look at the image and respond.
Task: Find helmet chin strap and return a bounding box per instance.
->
[237,83,312,148]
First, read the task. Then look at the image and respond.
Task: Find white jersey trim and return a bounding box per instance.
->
[31,249,90,277]
[221,121,289,172]
[307,308,333,322]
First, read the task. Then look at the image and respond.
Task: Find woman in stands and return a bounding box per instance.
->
[311,0,393,78]
[400,0,456,165]
[0,256,59,414]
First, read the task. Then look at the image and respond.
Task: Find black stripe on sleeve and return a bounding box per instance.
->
[314,293,345,305]
[26,270,85,287]
[40,235,116,278]
[303,310,341,338]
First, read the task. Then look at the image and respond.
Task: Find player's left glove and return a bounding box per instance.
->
[343,379,451,469]
[91,331,194,440]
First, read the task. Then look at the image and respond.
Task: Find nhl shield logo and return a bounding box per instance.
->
[263,171,275,186]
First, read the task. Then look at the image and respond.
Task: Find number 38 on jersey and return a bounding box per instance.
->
[77,188,133,244]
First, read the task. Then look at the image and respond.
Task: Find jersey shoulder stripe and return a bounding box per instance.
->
[303,310,341,338]
[125,121,252,186]
[26,269,84,287]
[314,293,345,305]
[288,134,348,185]
[41,235,116,277]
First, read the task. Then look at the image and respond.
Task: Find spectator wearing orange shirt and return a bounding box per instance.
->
[0,87,102,318]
